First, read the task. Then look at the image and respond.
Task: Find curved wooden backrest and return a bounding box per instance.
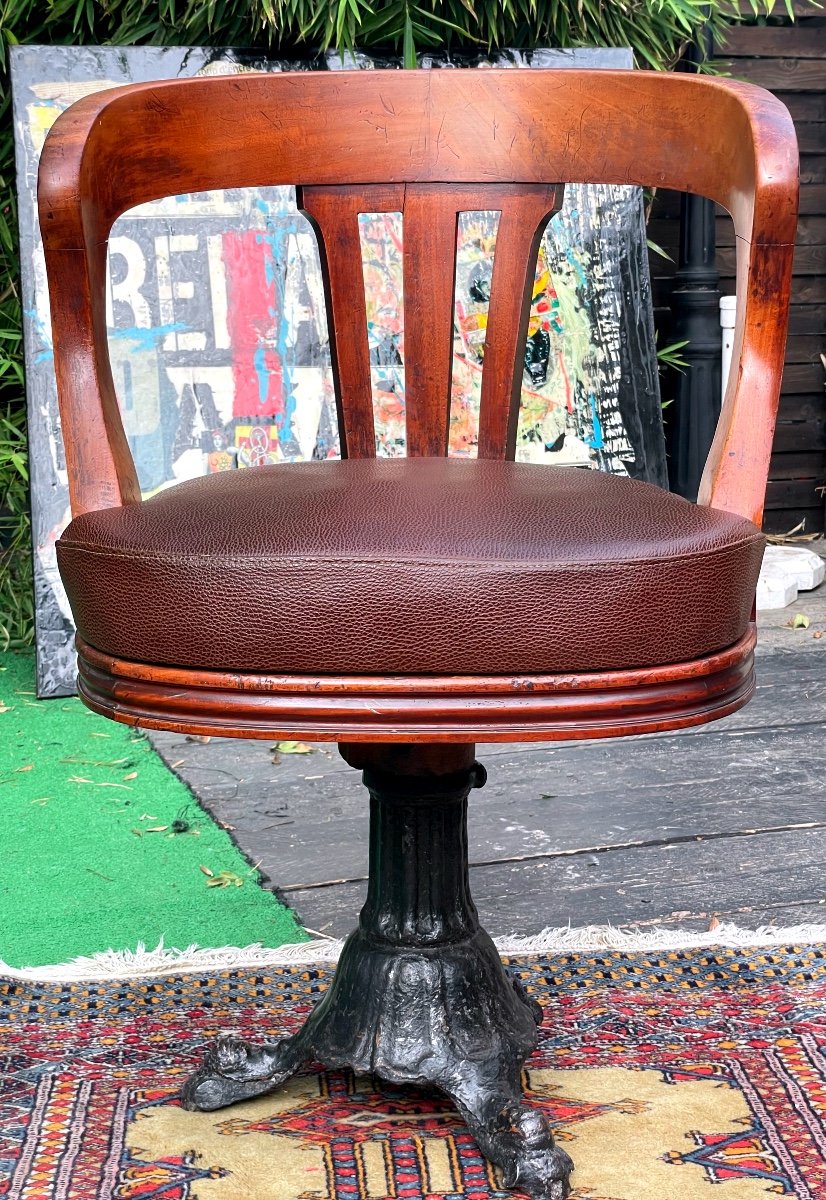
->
[38,69,798,523]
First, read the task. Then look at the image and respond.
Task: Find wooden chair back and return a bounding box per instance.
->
[39,69,797,523]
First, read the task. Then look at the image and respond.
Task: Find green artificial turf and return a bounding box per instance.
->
[0,651,307,968]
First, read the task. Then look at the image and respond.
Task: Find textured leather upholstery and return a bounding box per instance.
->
[57,458,764,676]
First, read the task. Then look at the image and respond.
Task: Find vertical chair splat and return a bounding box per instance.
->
[302,182,563,462]
[400,185,462,457]
[476,185,564,460]
[299,185,404,459]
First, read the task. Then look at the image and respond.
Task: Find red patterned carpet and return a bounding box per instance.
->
[2,945,826,1198]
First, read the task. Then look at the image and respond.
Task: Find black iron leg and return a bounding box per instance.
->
[181,744,573,1199]
[443,1065,573,1200]
[181,1027,310,1111]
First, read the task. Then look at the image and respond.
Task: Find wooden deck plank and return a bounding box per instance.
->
[166,721,824,893]
[286,825,826,938]
[149,678,825,897]
[147,590,826,939]
[715,56,826,90]
[148,646,826,800]
[721,24,826,59]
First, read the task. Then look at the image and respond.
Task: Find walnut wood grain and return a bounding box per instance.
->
[400,184,459,456]
[39,69,798,523]
[475,185,563,459]
[299,185,404,458]
[74,627,756,743]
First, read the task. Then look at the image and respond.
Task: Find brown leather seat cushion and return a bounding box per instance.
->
[57,458,764,676]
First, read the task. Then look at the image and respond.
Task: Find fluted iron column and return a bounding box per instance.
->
[359,763,484,945]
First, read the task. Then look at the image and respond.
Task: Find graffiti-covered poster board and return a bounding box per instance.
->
[11,45,666,697]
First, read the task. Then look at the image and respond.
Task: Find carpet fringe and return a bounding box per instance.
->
[5,921,826,982]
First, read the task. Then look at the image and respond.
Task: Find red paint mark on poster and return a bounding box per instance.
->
[222,231,282,419]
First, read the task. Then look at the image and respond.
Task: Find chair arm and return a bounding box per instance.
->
[698,237,796,526]
[40,240,141,515]
[697,85,798,527]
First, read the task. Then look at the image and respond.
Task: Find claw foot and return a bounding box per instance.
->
[181,1033,303,1111]
[474,1102,573,1200]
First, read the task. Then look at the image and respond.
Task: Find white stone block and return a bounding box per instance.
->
[761,545,825,592]
[756,572,798,610]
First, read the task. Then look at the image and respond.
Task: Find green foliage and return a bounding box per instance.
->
[252,0,754,68]
[0,0,801,645]
[657,339,691,372]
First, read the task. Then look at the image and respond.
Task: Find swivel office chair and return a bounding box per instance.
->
[39,68,797,1199]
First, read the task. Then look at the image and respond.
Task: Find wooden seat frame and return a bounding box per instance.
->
[39,69,798,1200]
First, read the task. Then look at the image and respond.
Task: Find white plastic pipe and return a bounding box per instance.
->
[720,294,736,404]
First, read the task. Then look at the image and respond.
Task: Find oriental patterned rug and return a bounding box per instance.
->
[3,937,826,1199]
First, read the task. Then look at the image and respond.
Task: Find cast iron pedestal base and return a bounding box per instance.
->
[181,745,573,1200]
